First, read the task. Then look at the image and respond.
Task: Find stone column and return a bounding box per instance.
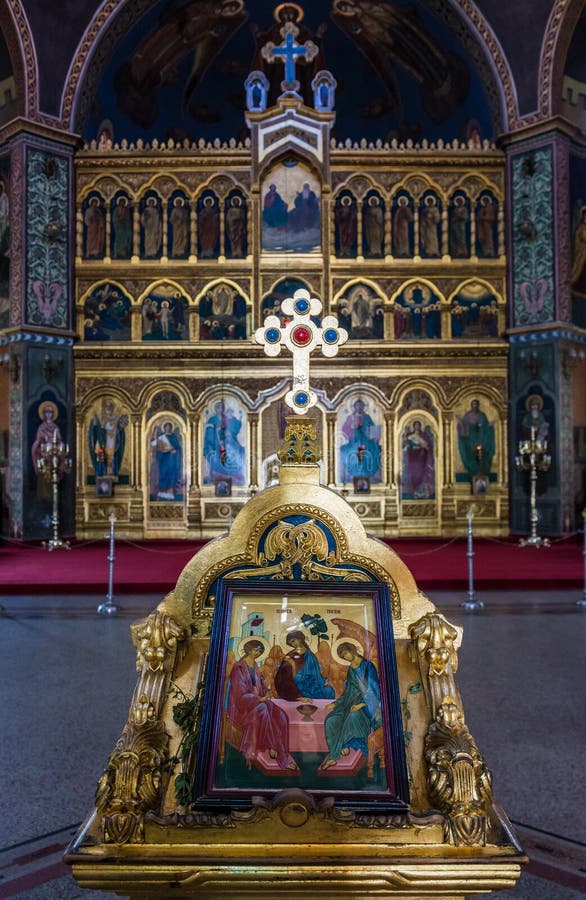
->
[0,124,77,540]
[505,127,577,535]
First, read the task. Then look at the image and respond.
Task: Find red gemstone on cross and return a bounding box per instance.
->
[291,325,312,346]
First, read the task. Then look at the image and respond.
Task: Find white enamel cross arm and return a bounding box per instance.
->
[254,288,348,415]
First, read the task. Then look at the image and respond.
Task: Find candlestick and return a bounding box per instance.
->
[515,425,551,548]
[38,430,72,551]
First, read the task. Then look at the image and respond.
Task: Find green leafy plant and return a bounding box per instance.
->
[169,682,199,807]
[400,681,422,748]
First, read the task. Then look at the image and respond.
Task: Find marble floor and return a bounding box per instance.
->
[0,587,585,899]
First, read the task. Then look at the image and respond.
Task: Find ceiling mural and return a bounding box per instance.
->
[85,0,494,145]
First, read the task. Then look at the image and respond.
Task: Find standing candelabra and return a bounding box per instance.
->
[37,430,72,551]
[515,426,551,548]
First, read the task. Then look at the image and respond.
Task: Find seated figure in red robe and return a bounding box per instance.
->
[227,639,297,771]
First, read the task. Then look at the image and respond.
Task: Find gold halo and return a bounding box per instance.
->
[331,636,363,665]
[38,400,58,420]
[237,635,270,662]
[525,394,543,411]
[274,3,304,23]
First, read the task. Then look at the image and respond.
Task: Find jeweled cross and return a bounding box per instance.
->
[261,22,318,88]
[254,288,348,415]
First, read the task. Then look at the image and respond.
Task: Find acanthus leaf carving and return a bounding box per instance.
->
[424,696,493,847]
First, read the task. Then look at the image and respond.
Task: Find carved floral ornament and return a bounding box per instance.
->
[424,695,493,846]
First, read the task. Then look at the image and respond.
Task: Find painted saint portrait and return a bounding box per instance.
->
[448,193,470,258]
[202,397,247,485]
[195,581,408,808]
[198,192,220,259]
[225,193,247,258]
[149,420,183,501]
[394,283,441,339]
[261,160,321,253]
[169,193,190,259]
[29,397,67,501]
[199,282,247,340]
[83,194,106,259]
[141,194,163,258]
[419,194,441,258]
[221,614,381,779]
[392,194,414,258]
[334,192,357,258]
[31,400,62,479]
[401,419,435,500]
[475,193,498,258]
[87,398,129,480]
[142,284,188,340]
[363,193,385,258]
[111,194,133,259]
[457,398,495,479]
[338,284,383,340]
[338,397,382,483]
[83,283,132,341]
[450,283,499,338]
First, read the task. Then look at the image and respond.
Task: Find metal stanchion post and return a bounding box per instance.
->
[461,507,484,611]
[578,509,586,609]
[97,512,119,616]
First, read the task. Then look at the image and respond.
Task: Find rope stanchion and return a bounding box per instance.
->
[388,535,460,557]
[461,507,483,612]
[97,513,119,616]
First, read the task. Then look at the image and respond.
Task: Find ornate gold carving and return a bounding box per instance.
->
[278,417,321,465]
[266,127,318,149]
[88,503,128,521]
[456,500,497,518]
[134,610,187,675]
[345,176,372,198]
[409,612,461,716]
[149,504,185,520]
[147,788,434,832]
[402,503,437,517]
[209,175,238,198]
[190,504,401,620]
[424,696,493,846]
[96,695,169,844]
[229,517,371,583]
[95,611,188,844]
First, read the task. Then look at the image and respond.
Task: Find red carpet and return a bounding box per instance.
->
[0,536,582,595]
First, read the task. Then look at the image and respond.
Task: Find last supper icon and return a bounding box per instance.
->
[193,581,409,810]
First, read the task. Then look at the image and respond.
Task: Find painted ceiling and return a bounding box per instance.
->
[86,0,494,145]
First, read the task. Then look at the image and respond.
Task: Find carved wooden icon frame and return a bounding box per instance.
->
[193,580,409,812]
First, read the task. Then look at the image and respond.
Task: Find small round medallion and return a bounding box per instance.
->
[323,328,339,344]
[294,391,309,407]
[280,801,309,828]
[291,325,312,347]
[294,297,309,314]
